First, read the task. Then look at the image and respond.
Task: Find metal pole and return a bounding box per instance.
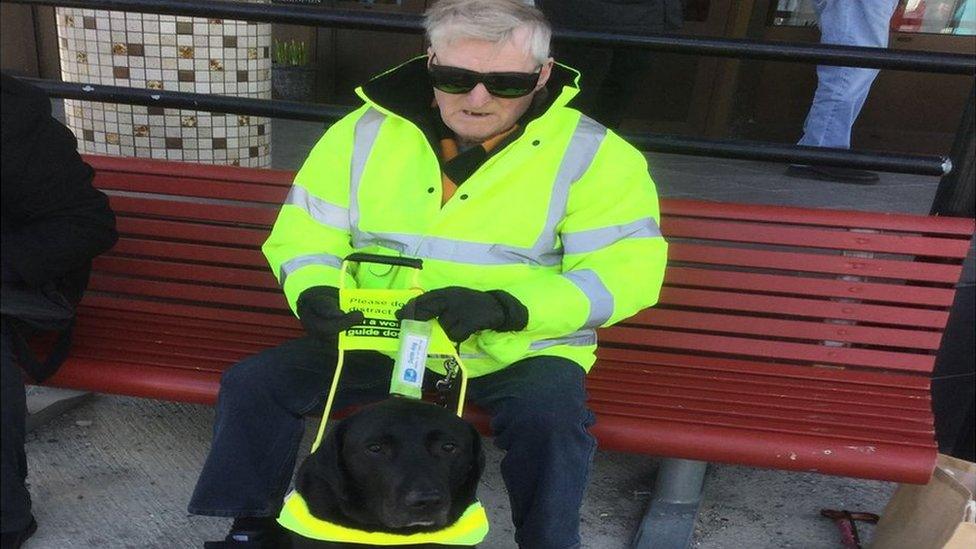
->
[632,459,708,549]
[623,132,952,176]
[931,83,976,218]
[650,458,708,504]
[26,77,353,122]
[4,0,975,74]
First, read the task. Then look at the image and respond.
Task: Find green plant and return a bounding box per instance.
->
[273,39,309,67]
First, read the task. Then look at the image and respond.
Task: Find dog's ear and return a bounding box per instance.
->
[457,422,485,504]
[298,421,349,504]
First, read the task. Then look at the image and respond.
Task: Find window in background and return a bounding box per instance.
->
[891,0,976,35]
[768,0,819,28]
[769,0,975,35]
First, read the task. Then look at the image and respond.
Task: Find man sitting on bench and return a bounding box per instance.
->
[188,1,667,547]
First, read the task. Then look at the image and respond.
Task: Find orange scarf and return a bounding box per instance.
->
[438,125,519,206]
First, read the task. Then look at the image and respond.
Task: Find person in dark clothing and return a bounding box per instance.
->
[537,0,683,129]
[1,72,118,548]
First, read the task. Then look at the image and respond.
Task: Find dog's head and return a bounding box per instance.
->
[296,398,484,534]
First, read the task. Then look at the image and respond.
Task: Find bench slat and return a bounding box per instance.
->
[48,358,222,405]
[87,155,295,186]
[665,267,957,307]
[108,196,277,226]
[587,368,930,411]
[116,217,268,247]
[69,344,234,372]
[109,238,269,268]
[95,172,289,204]
[658,287,948,328]
[74,321,283,352]
[588,381,932,425]
[625,308,944,350]
[670,243,963,284]
[663,198,976,236]
[72,332,252,363]
[88,274,288,311]
[80,296,298,328]
[664,217,971,258]
[602,326,934,372]
[581,411,937,483]
[586,380,931,426]
[93,256,279,291]
[595,349,931,391]
[78,306,300,338]
[587,400,932,447]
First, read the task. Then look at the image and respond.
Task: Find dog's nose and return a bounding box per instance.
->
[403,490,444,510]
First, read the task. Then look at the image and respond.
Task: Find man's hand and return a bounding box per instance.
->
[396,287,527,343]
[296,286,364,341]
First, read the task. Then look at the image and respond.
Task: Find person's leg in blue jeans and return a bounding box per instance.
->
[188,337,391,524]
[789,0,898,183]
[467,356,596,549]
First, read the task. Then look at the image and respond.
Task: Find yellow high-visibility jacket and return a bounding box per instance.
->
[263,58,668,377]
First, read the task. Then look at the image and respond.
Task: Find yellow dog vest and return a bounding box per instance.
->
[277,489,489,545]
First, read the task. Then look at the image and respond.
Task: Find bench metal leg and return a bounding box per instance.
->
[631,458,708,549]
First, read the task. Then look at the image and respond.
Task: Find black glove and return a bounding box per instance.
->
[395,287,528,343]
[296,286,364,341]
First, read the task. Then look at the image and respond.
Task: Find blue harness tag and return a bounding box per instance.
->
[390,319,432,399]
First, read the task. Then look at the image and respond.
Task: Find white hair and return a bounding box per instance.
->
[424,0,552,64]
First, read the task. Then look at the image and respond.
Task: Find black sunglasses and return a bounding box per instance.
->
[428,59,542,98]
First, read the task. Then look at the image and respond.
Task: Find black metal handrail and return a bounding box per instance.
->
[8,0,976,74]
[28,78,953,176]
[29,80,355,122]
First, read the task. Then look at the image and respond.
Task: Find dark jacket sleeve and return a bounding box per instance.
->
[1,73,118,286]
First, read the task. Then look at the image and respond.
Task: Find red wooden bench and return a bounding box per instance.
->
[45,155,974,546]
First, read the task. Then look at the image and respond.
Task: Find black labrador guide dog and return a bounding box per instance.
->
[287,397,485,548]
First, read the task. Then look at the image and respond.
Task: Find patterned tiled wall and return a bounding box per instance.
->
[56,4,272,167]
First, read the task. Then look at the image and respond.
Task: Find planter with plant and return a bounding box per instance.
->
[272,39,315,101]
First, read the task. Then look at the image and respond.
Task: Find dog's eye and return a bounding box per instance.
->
[441,442,458,453]
[366,443,383,454]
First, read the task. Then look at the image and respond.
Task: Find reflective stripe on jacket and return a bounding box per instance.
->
[277,490,489,545]
[263,59,668,377]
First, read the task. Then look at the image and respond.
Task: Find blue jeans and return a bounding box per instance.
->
[188,337,596,549]
[799,0,899,149]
